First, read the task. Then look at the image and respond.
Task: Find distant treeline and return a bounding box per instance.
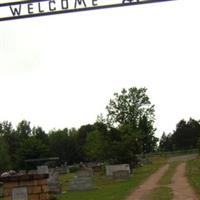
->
[159,118,200,152]
[0,86,199,173]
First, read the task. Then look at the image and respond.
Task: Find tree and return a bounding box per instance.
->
[84,130,106,161]
[0,121,20,168]
[48,128,79,164]
[16,120,32,140]
[106,87,157,153]
[160,118,200,151]
[172,118,200,150]
[16,137,48,169]
[138,116,158,153]
[76,124,96,161]
[159,132,173,152]
[106,87,155,128]
[32,126,48,145]
[0,137,11,172]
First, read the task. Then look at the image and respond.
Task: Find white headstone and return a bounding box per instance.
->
[12,187,28,200]
[37,165,49,174]
[106,164,130,176]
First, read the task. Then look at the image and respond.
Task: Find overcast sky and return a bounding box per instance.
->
[0,0,199,137]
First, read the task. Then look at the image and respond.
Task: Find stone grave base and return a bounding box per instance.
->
[113,170,130,180]
[69,177,94,191]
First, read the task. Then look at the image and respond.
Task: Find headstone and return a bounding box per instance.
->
[37,165,49,174]
[55,166,68,174]
[76,169,93,177]
[106,164,130,176]
[47,169,61,194]
[12,187,28,200]
[112,170,130,179]
[69,169,94,191]
[141,158,152,164]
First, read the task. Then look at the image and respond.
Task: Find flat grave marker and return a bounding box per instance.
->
[12,187,28,200]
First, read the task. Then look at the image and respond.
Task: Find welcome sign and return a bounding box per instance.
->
[0,0,174,21]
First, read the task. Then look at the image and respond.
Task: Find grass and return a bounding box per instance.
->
[56,157,166,200]
[158,161,179,185]
[187,157,200,198]
[146,186,173,200]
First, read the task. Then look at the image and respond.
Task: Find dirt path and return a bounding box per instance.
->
[170,162,198,200]
[126,164,169,200]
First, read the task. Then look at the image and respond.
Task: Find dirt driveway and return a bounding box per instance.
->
[126,155,198,200]
[126,164,169,200]
[170,162,198,200]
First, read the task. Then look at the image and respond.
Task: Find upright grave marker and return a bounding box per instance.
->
[69,168,94,191]
[106,164,130,176]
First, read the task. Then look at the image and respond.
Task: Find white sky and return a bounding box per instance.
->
[0,0,200,138]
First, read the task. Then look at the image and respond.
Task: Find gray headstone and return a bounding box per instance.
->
[47,169,61,194]
[69,177,94,191]
[12,187,28,200]
[37,165,49,174]
[106,164,130,176]
[69,169,94,191]
[112,170,130,179]
[76,169,93,178]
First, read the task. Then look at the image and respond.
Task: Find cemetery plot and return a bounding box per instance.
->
[112,170,130,180]
[106,164,130,177]
[69,169,94,191]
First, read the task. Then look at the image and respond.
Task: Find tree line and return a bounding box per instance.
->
[0,87,159,172]
[1,86,199,173]
[159,118,200,152]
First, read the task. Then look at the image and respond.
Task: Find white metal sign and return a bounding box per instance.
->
[0,0,175,21]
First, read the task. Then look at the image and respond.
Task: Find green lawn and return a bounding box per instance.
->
[187,157,200,198]
[56,157,165,200]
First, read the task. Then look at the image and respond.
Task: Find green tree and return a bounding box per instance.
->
[106,87,157,153]
[106,87,155,127]
[48,128,78,164]
[16,137,48,169]
[138,116,158,153]
[0,137,11,172]
[32,126,48,145]
[159,132,173,152]
[16,120,32,140]
[84,130,106,161]
[172,118,200,150]
[0,121,19,168]
[76,124,96,161]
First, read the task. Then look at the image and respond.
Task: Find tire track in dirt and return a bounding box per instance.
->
[126,164,169,200]
[170,162,198,200]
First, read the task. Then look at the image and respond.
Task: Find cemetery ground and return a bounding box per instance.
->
[1,154,200,200]
[56,157,165,200]
[54,154,200,200]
